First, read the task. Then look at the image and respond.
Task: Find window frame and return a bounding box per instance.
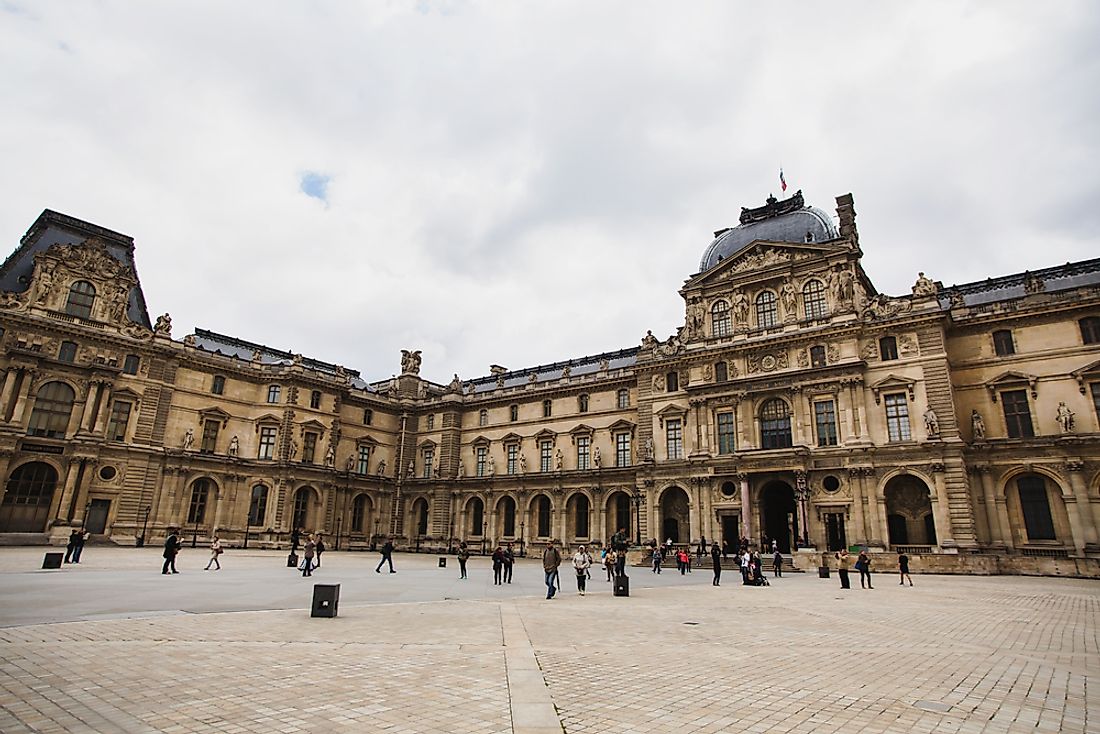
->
[542,399,552,418]
[1080,316,1100,345]
[1001,389,1035,438]
[814,399,839,447]
[266,385,281,404]
[615,432,631,467]
[200,419,219,454]
[711,300,732,338]
[576,435,591,470]
[122,354,140,375]
[310,390,321,409]
[802,279,828,320]
[665,418,683,460]
[879,336,899,361]
[759,398,793,449]
[58,341,77,363]
[578,394,589,413]
[540,440,553,473]
[258,426,277,460]
[884,393,912,442]
[212,375,226,395]
[992,329,1015,357]
[65,280,96,319]
[756,291,778,329]
[106,400,132,442]
[716,412,736,454]
[617,389,629,409]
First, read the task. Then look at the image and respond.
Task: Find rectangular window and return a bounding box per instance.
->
[1002,389,1034,438]
[248,486,267,526]
[267,385,281,404]
[364,409,373,425]
[576,435,590,470]
[810,345,827,368]
[879,336,898,361]
[212,375,225,395]
[542,400,552,418]
[814,400,838,447]
[310,390,321,409]
[884,394,911,442]
[302,432,318,464]
[258,427,277,459]
[666,371,679,392]
[423,448,434,479]
[427,414,435,430]
[615,433,631,467]
[666,418,683,460]
[1081,317,1100,345]
[507,444,518,475]
[106,401,131,442]
[123,355,140,375]
[1018,475,1056,541]
[200,419,219,454]
[1092,383,1100,424]
[717,412,736,454]
[714,362,728,383]
[476,447,487,477]
[540,440,552,472]
[357,445,371,475]
[510,405,519,421]
[617,389,629,409]
[993,329,1015,357]
[59,341,77,363]
[479,410,488,427]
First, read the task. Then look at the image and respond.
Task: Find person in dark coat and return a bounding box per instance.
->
[375,538,395,573]
[290,527,301,551]
[491,545,505,585]
[711,542,722,586]
[72,530,86,563]
[314,533,325,568]
[503,544,515,583]
[773,550,783,578]
[64,529,81,563]
[162,528,182,574]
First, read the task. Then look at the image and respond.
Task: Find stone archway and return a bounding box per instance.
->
[759,481,796,553]
[659,486,689,544]
[0,462,59,532]
[605,491,632,543]
[884,475,935,546]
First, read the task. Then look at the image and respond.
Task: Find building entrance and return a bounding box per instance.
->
[760,481,797,553]
[0,462,59,533]
[85,499,111,535]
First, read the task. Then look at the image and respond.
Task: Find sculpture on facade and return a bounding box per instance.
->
[641,330,659,349]
[324,444,335,468]
[643,438,654,462]
[1056,402,1075,433]
[289,440,298,460]
[555,448,563,471]
[458,461,465,478]
[593,446,601,468]
[652,374,665,391]
[519,454,527,473]
[447,374,463,392]
[780,279,798,318]
[912,272,937,297]
[561,364,571,378]
[154,313,172,336]
[406,461,414,478]
[731,290,749,325]
[685,298,705,338]
[376,459,386,476]
[487,456,496,475]
[971,410,986,440]
[400,349,422,375]
[923,408,939,437]
[345,455,355,473]
[182,428,194,451]
[227,435,240,457]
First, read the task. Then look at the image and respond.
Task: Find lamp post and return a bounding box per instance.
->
[243,514,250,550]
[191,519,199,548]
[519,521,526,558]
[794,472,811,549]
[481,521,487,555]
[372,518,380,551]
[81,500,91,532]
[335,515,342,552]
[137,506,150,548]
[630,489,643,546]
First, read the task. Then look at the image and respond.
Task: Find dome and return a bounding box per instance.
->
[698,191,838,272]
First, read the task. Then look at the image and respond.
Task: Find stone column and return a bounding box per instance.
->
[70,461,98,526]
[79,381,101,432]
[10,369,36,428]
[790,389,808,445]
[929,464,955,548]
[739,475,752,542]
[0,369,19,422]
[53,458,82,523]
[92,382,114,435]
[1064,461,1095,554]
[841,380,859,444]
[855,380,870,442]
[848,468,867,546]
[596,492,607,546]
[736,397,751,450]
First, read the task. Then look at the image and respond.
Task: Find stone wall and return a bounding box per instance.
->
[789,549,1100,579]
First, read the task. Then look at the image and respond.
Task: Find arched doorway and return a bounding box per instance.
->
[292,486,314,531]
[533,494,553,538]
[566,493,590,540]
[467,496,485,537]
[0,462,59,532]
[884,475,935,547]
[759,481,796,553]
[350,493,373,534]
[497,496,516,537]
[660,486,689,543]
[411,497,429,537]
[605,491,631,543]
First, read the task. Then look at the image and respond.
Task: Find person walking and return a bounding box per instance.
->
[492,545,505,585]
[375,538,396,573]
[740,549,751,585]
[857,549,873,589]
[314,534,325,569]
[572,545,591,595]
[651,547,662,574]
[503,544,515,583]
[71,529,87,563]
[64,529,81,563]
[604,550,617,581]
[204,535,223,571]
[457,542,470,579]
[772,549,783,578]
[162,528,182,574]
[301,534,316,577]
[711,542,722,586]
[677,548,690,575]
[835,548,851,589]
[898,552,913,586]
[542,542,562,599]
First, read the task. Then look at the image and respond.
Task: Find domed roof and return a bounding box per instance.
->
[699,191,838,272]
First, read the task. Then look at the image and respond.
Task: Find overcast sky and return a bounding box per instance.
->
[2,2,1097,384]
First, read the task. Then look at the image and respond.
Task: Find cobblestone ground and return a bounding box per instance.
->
[0,549,1096,733]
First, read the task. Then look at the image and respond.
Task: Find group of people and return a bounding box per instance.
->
[64,528,87,564]
[833,549,914,588]
[541,527,631,599]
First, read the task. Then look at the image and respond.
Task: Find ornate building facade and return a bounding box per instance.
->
[1,196,1098,573]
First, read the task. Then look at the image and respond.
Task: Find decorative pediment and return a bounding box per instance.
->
[417,438,437,449]
[198,406,231,428]
[534,428,557,443]
[299,419,327,437]
[111,386,143,404]
[253,413,280,430]
[355,435,378,447]
[607,418,637,434]
[869,374,916,404]
[655,404,688,417]
[569,423,595,435]
[685,241,849,289]
[471,434,492,447]
[1072,360,1100,394]
[500,432,522,444]
[985,370,1038,402]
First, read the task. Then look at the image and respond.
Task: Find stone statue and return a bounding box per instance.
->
[923,408,939,437]
[641,330,659,349]
[324,445,335,468]
[487,456,496,475]
[345,455,355,473]
[407,461,414,478]
[447,374,463,392]
[731,290,749,325]
[685,298,705,338]
[154,313,172,336]
[561,364,571,378]
[432,464,440,479]
[1056,402,1075,433]
[289,440,298,460]
[829,267,855,307]
[593,446,601,468]
[971,410,985,440]
[652,374,665,391]
[912,272,937,297]
[227,435,240,457]
[519,454,527,473]
[496,375,505,388]
[555,448,563,471]
[458,462,465,478]
[376,459,386,476]
[182,428,194,451]
[599,358,610,371]
[780,280,798,317]
[400,349,422,375]
[643,437,654,462]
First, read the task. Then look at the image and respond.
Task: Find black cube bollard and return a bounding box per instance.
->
[818,566,831,578]
[42,552,63,569]
[613,574,630,597]
[287,552,299,568]
[438,557,447,568]
[311,584,340,618]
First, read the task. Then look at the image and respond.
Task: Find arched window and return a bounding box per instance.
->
[803,280,827,319]
[469,497,485,536]
[1017,475,1056,541]
[187,479,210,524]
[415,498,429,536]
[292,487,312,530]
[756,291,778,329]
[578,394,590,413]
[501,496,516,536]
[351,494,367,532]
[711,300,732,338]
[479,409,488,427]
[759,398,792,449]
[27,382,75,438]
[0,462,59,533]
[65,280,96,319]
[537,495,552,537]
[248,485,268,526]
[573,494,590,538]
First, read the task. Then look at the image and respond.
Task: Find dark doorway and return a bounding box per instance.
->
[824,512,847,552]
[662,517,680,543]
[0,462,59,532]
[760,481,796,553]
[659,486,690,544]
[721,514,739,553]
[887,514,909,545]
[85,499,110,534]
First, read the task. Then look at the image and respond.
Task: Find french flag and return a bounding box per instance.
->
[780,168,787,193]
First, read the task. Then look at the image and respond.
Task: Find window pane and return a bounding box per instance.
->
[201,420,219,453]
[259,427,277,459]
[1081,317,1100,345]
[107,401,131,442]
[615,433,630,467]
[249,486,268,526]
[65,281,96,319]
[815,400,838,447]
[717,413,736,454]
[885,394,911,442]
[879,336,898,361]
[993,330,1015,356]
[756,292,778,329]
[760,399,792,449]
[507,444,517,475]
[803,280,827,320]
[123,355,140,375]
[540,441,552,472]
[666,418,683,460]
[357,446,371,475]
[617,390,629,409]
[267,385,280,403]
[715,362,728,383]
[577,436,590,470]
[1001,390,1034,438]
[712,301,731,338]
[1017,475,1056,540]
[212,375,225,395]
[28,382,75,438]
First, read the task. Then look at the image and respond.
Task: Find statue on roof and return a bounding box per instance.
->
[641,330,659,349]
[154,313,172,336]
[401,349,422,375]
[447,373,463,392]
[912,272,937,297]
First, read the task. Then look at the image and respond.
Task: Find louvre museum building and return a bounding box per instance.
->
[1,192,1098,576]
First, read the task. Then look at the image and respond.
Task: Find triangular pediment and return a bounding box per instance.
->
[685,240,850,289]
[655,404,688,417]
[1072,360,1100,394]
[417,438,437,449]
[985,370,1038,401]
[253,412,280,426]
[499,432,522,444]
[299,419,327,434]
[569,423,595,435]
[198,406,232,427]
[869,374,916,404]
[607,419,637,433]
[534,428,557,441]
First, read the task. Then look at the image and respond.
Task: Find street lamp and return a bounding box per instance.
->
[191,519,199,548]
[481,521,487,555]
[519,521,526,557]
[243,513,251,550]
[335,515,342,552]
[794,472,811,549]
[137,506,150,548]
[372,518,380,551]
[630,489,643,546]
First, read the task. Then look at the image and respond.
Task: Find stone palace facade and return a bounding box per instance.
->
[1,194,1098,574]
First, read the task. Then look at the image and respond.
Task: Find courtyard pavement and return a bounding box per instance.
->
[0,547,1096,733]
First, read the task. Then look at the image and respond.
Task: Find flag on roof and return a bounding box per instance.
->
[780,168,787,192]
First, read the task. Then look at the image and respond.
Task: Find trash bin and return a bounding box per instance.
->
[287,552,299,568]
[613,574,630,597]
[438,557,447,568]
[311,584,340,618]
[42,552,63,569]
[818,566,831,578]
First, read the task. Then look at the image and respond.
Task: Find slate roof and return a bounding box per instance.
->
[461,347,639,394]
[938,257,1100,309]
[189,329,371,390]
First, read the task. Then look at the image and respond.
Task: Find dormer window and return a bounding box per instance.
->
[65,280,96,319]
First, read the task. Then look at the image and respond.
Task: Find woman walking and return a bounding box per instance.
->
[572,545,591,595]
[458,542,470,579]
[652,547,662,574]
[711,542,722,586]
[204,535,223,571]
[857,549,873,589]
[492,545,505,585]
[301,535,316,577]
[604,550,617,581]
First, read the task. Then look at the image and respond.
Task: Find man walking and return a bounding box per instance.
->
[301,534,316,577]
[542,541,561,599]
[375,537,396,573]
[162,528,182,574]
[71,529,87,563]
[835,548,851,589]
[711,541,722,586]
[611,527,629,578]
[503,544,515,583]
[773,549,783,578]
